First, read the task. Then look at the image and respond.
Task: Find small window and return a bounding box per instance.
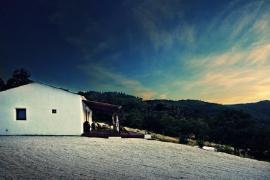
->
[52,109,57,114]
[16,108,26,120]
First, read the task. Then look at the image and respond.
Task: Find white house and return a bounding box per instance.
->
[0,82,92,135]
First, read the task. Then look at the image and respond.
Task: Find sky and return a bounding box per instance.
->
[0,0,270,104]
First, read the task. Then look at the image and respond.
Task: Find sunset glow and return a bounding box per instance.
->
[1,0,270,104]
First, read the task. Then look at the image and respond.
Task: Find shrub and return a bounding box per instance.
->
[216,145,234,154]
[197,138,204,148]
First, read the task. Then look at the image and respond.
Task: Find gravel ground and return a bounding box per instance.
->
[0,136,269,179]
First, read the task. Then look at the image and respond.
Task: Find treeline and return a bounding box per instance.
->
[1,69,270,161]
[0,69,32,91]
[80,91,270,161]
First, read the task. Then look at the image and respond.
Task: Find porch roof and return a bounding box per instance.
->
[83,100,122,115]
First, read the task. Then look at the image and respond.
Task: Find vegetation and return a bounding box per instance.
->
[0,68,32,91]
[0,78,5,91]
[1,69,270,161]
[80,91,270,161]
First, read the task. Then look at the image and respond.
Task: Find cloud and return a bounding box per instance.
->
[190,42,270,68]
[130,0,195,50]
[198,68,270,104]
[164,0,270,104]
[50,0,270,104]
[183,44,270,104]
[159,93,168,99]
[224,1,263,40]
[121,0,270,104]
[171,61,270,104]
[78,64,156,99]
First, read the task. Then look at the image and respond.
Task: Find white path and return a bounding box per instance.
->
[0,137,269,179]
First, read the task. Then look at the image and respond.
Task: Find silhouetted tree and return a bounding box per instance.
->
[6,68,32,89]
[0,78,5,91]
[197,136,204,148]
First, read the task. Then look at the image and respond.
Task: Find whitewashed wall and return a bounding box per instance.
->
[0,83,89,135]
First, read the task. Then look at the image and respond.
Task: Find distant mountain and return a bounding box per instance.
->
[228,100,270,125]
[145,99,226,113]
[145,99,226,119]
[81,91,270,160]
[145,99,270,126]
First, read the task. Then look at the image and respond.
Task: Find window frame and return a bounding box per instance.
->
[16,108,27,121]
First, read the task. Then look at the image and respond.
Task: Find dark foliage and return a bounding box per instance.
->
[228,101,270,125]
[79,91,145,128]
[6,68,32,89]
[0,78,5,91]
[197,137,204,148]
[81,91,270,161]
[2,69,269,160]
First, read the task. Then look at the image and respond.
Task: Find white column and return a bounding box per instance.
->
[116,115,120,132]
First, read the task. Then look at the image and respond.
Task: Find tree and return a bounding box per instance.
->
[178,118,193,144]
[0,78,5,91]
[160,113,179,136]
[197,136,204,148]
[124,110,144,128]
[6,68,32,89]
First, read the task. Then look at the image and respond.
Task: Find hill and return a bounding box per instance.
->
[0,137,269,179]
[228,100,270,125]
[79,91,270,161]
[146,99,270,125]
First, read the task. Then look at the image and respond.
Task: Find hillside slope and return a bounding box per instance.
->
[146,99,270,124]
[228,100,270,124]
[80,91,270,160]
[0,137,269,179]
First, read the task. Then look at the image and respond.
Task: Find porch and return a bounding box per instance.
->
[82,100,144,138]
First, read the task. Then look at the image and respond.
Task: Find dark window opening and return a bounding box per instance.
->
[16,108,26,120]
[52,109,57,114]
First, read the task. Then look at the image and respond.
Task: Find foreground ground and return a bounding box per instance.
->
[0,137,269,179]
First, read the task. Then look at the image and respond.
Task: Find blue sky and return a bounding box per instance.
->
[0,0,270,104]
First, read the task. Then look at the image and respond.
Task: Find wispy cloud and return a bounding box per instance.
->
[131,0,196,50]
[176,0,270,104]
[148,0,270,104]
[50,0,270,103]
[189,42,270,69]
[78,64,156,99]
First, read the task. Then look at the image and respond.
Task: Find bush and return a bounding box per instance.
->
[179,134,189,144]
[216,145,234,154]
[197,138,204,148]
